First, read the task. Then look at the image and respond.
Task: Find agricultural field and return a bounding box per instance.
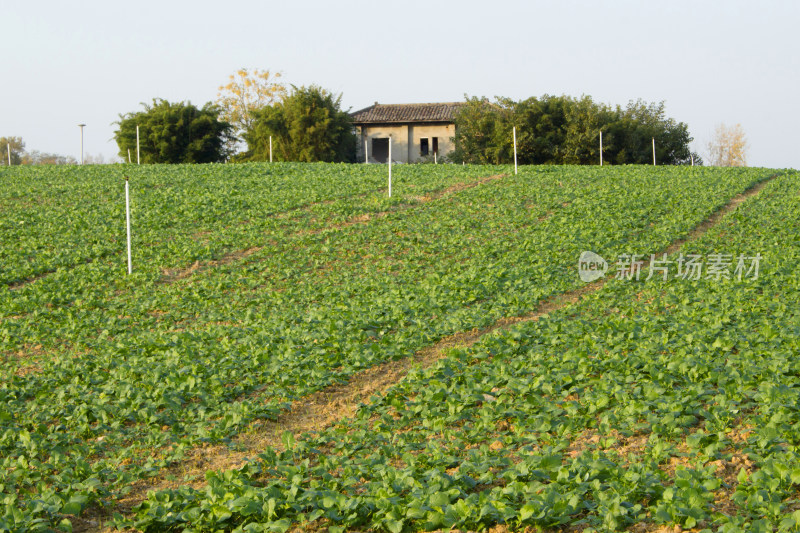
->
[0,162,798,532]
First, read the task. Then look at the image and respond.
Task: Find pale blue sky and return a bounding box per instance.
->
[3,0,798,168]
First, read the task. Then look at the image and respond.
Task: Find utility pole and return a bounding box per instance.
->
[78,124,86,164]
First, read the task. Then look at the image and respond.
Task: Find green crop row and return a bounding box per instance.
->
[0,163,784,531]
[124,169,800,532]
[0,162,502,286]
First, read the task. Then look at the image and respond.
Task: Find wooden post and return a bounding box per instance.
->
[136,125,140,165]
[269,136,273,163]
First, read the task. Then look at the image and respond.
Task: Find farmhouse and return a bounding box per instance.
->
[350,102,463,163]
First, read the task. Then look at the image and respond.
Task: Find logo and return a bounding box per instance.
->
[577,251,761,283]
[578,251,608,282]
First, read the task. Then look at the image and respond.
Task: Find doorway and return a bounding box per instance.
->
[372,138,389,163]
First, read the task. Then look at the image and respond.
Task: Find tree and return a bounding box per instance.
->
[216,68,286,140]
[114,99,233,164]
[0,136,25,165]
[515,95,572,164]
[562,95,615,165]
[601,100,695,165]
[242,85,355,162]
[450,97,512,165]
[707,123,748,166]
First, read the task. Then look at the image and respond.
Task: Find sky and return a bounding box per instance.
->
[2,0,799,168]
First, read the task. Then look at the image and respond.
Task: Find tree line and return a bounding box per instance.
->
[450,95,701,165]
[113,83,703,166]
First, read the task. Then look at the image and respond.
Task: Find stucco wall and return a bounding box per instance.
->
[408,124,454,162]
[357,123,455,163]
[357,125,409,163]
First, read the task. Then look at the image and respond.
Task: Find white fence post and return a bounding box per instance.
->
[652,137,656,165]
[125,177,132,274]
[599,131,603,166]
[513,127,518,175]
[388,137,392,197]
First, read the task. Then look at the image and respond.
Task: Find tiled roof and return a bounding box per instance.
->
[350,102,464,124]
